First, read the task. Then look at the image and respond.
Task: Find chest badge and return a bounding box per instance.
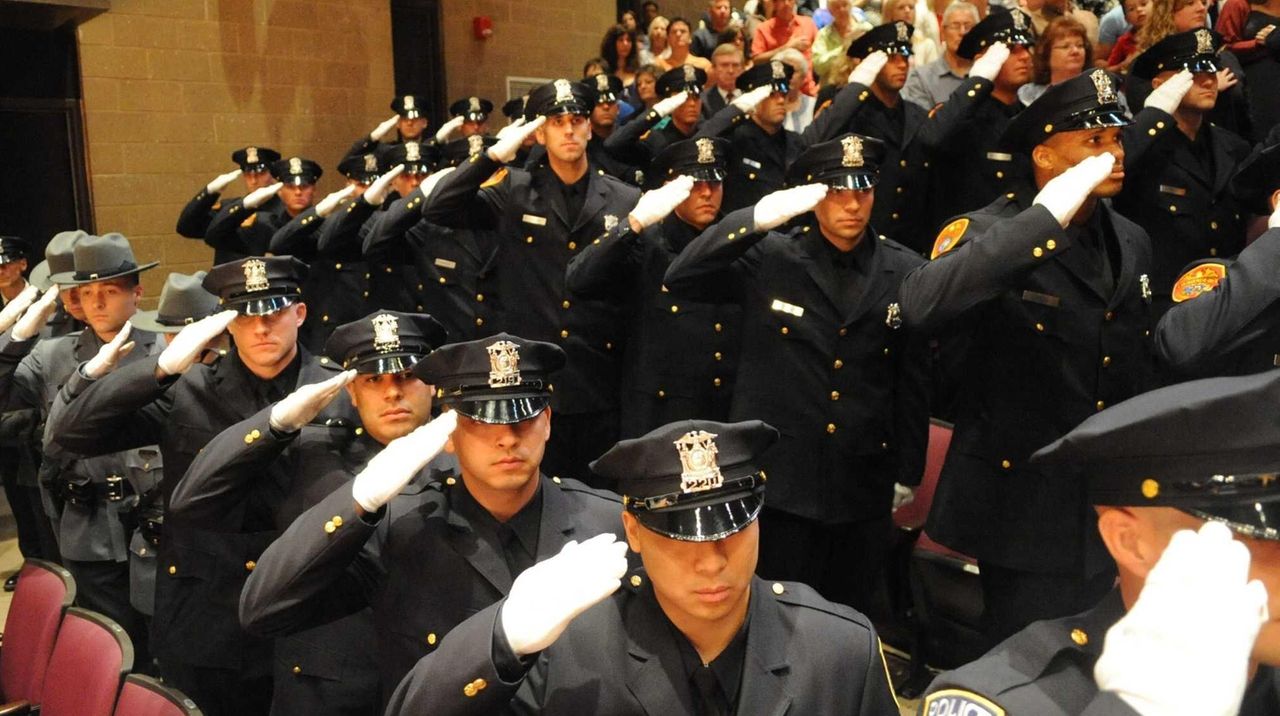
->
[603,214,619,232]
[1139,274,1151,303]
[886,302,902,329]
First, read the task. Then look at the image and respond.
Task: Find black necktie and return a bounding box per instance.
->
[498,524,533,579]
[690,666,728,716]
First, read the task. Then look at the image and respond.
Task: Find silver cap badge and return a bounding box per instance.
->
[896,22,909,42]
[468,134,485,156]
[243,259,269,293]
[487,340,522,388]
[363,154,378,172]
[405,142,421,162]
[1090,69,1117,105]
[841,135,865,168]
[1196,28,1214,54]
[675,431,724,493]
[771,60,786,80]
[246,147,259,164]
[696,137,716,164]
[371,313,401,354]
[469,97,481,113]
[403,95,416,111]
[554,79,574,104]
[288,157,303,175]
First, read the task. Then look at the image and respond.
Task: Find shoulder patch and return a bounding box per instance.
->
[931,218,970,259]
[920,689,1007,716]
[240,212,258,228]
[1171,262,1227,303]
[480,167,509,189]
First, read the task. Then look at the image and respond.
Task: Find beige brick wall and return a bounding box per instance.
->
[77,0,396,303]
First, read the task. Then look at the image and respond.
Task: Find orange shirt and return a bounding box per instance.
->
[751,15,819,95]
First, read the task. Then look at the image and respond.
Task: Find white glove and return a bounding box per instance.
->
[488,116,545,164]
[1095,521,1268,716]
[435,115,466,143]
[84,321,136,380]
[892,483,916,511]
[351,410,458,512]
[629,175,694,230]
[500,533,630,656]
[0,284,40,334]
[10,287,61,342]
[1144,68,1194,115]
[1033,152,1116,227]
[652,91,689,118]
[969,41,1010,82]
[371,115,400,142]
[417,166,457,201]
[206,169,243,195]
[363,165,406,206]
[849,50,889,88]
[731,85,774,113]
[156,310,237,377]
[314,185,357,218]
[269,370,356,433]
[243,182,283,210]
[495,117,528,143]
[753,183,828,231]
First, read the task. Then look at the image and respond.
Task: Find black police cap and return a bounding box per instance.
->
[735,59,793,94]
[653,137,729,182]
[1033,369,1280,541]
[231,146,281,172]
[130,271,220,333]
[203,256,308,316]
[391,94,427,119]
[0,236,30,265]
[269,157,323,186]
[1130,28,1222,80]
[439,135,499,168]
[1001,69,1130,153]
[527,79,595,117]
[956,9,1036,60]
[847,21,915,58]
[378,141,436,175]
[786,133,885,190]
[592,420,778,542]
[586,73,624,104]
[325,310,449,375]
[502,96,529,120]
[449,96,495,122]
[412,333,566,425]
[337,153,382,183]
[656,65,707,98]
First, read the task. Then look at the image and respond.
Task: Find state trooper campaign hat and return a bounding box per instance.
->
[956,9,1036,59]
[130,271,220,333]
[1130,28,1222,80]
[1033,369,1280,541]
[325,310,449,375]
[439,135,499,168]
[0,236,30,265]
[735,59,794,94]
[337,152,382,184]
[50,233,159,286]
[412,333,566,425]
[391,93,427,119]
[586,72,625,104]
[502,95,529,121]
[1001,69,1129,153]
[593,420,778,542]
[380,140,436,175]
[269,157,323,186]
[42,230,87,287]
[202,256,308,316]
[653,137,729,182]
[231,146,280,173]
[656,65,707,98]
[787,133,885,190]
[847,21,915,58]
[449,96,494,122]
[527,79,595,117]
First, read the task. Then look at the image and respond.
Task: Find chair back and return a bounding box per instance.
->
[113,674,203,716]
[41,607,133,716]
[0,559,75,703]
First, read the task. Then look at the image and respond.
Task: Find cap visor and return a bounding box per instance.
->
[401,109,423,119]
[686,167,727,182]
[635,490,763,542]
[452,396,549,424]
[280,176,315,186]
[230,295,297,316]
[1184,500,1280,541]
[823,172,879,190]
[352,354,423,375]
[543,103,590,117]
[1186,57,1220,73]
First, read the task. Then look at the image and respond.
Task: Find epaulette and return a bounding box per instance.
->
[930,217,971,259]
[1171,260,1228,303]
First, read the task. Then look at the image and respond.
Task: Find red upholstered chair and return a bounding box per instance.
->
[39,607,133,716]
[113,674,203,716]
[0,559,76,713]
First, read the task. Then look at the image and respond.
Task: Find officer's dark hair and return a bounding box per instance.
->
[601,24,640,74]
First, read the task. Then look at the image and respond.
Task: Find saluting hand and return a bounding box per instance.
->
[1033,152,1116,227]
[1144,68,1193,115]
[157,309,237,378]
[206,169,243,195]
[10,286,61,342]
[269,369,357,434]
[0,284,40,334]
[435,115,466,144]
[652,91,689,119]
[370,115,401,142]
[243,182,284,210]
[1094,521,1268,716]
[84,321,137,380]
[848,50,889,88]
[730,85,774,113]
[753,183,828,232]
[363,165,406,206]
[488,116,546,164]
[629,175,695,231]
[969,41,1010,82]
[314,185,358,218]
[500,533,630,657]
[495,117,528,143]
[417,166,457,202]
[351,410,458,513]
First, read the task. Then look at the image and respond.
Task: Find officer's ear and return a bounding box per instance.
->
[293,301,307,327]
[621,511,645,554]
[1096,506,1162,580]
[1270,187,1280,214]
[1030,144,1057,172]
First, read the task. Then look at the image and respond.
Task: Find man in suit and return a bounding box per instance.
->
[701,44,745,120]
[383,419,901,715]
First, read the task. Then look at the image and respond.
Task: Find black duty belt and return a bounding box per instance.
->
[57,473,131,507]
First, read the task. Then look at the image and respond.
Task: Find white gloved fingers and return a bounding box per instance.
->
[1144,68,1193,114]
[496,117,528,142]
[753,183,829,231]
[244,182,284,210]
[0,284,40,332]
[1034,152,1115,226]
[84,321,134,379]
[351,410,459,512]
[418,166,457,201]
[268,369,357,433]
[629,175,695,229]
[11,286,62,341]
[435,115,466,143]
[969,41,1010,81]
[206,169,244,195]
[157,309,237,376]
[1270,198,1280,230]
[364,164,406,206]
[315,185,358,217]
[488,117,545,163]
[849,50,889,87]
[731,85,774,113]
[653,91,689,118]
[371,115,401,142]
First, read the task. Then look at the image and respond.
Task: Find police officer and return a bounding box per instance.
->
[445,96,495,139]
[1,233,161,669]
[1117,29,1252,319]
[205,157,322,260]
[585,73,646,186]
[412,79,643,484]
[0,236,30,307]
[176,146,282,256]
[899,72,1160,646]
[384,419,901,715]
[240,334,625,706]
[604,66,707,174]
[46,256,352,716]
[920,369,1280,716]
[36,230,89,337]
[341,94,430,166]
[172,311,452,715]
[664,135,931,612]
[567,138,742,437]
[353,142,434,317]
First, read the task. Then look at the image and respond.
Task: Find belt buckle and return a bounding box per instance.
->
[105,474,125,502]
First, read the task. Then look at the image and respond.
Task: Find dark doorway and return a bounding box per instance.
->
[390,0,449,130]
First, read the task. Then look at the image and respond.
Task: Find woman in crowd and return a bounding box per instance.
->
[813,0,874,82]
[1217,0,1280,139]
[601,24,641,90]
[639,15,670,65]
[634,64,662,111]
[1020,16,1094,105]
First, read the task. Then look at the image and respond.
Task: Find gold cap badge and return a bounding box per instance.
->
[696,137,716,164]
[243,258,269,293]
[684,65,696,83]
[1195,28,1214,54]
[363,153,378,172]
[246,147,259,164]
[675,431,724,494]
[841,135,865,168]
[597,74,610,91]
[487,340,522,388]
[469,96,481,113]
[371,313,401,354]
[403,95,416,111]
[288,157,303,175]
[553,79,574,104]
[1090,69,1117,105]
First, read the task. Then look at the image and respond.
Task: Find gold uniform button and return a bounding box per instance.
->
[322,315,329,322]
[630,575,643,587]
[1096,400,1105,411]
[244,434,254,444]
[332,516,343,527]
[1148,128,1157,136]
[476,294,484,302]
[967,89,976,97]
[475,318,484,327]
[780,326,789,335]
[1045,239,1056,250]
[1210,221,1219,230]
[1156,120,1166,129]
[1169,204,1178,213]
[525,236,533,244]
[834,359,844,369]
[657,390,666,398]
[830,391,840,401]
[1033,247,1043,258]
[826,423,836,434]
[1102,356,1112,367]
[252,429,261,439]
[883,347,890,356]
[1035,322,1045,332]
[446,476,457,486]
[995,171,1004,179]
[670,305,678,313]
[714,352,722,361]
[324,521,336,534]
[552,476,562,484]
[168,565,177,575]
[245,561,256,571]
[748,172,756,180]
[713,377,722,387]
[1071,628,1089,646]
[1209,247,1218,257]
[772,582,785,595]
[560,329,569,339]
[1104,311,1115,321]
[568,242,577,250]
[292,666,302,675]
[838,328,848,336]
[334,262,343,270]
[1001,460,1011,469]
[438,277,447,284]
[562,300,571,309]
[891,212,900,220]
[1142,478,1160,499]
[427,632,437,645]
[355,427,364,436]
[714,323,723,332]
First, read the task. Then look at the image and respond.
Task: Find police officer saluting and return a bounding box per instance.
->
[605,66,707,175]
[341,93,430,166]
[240,334,624,706]
[383,419,901,715]
[205,157,322,261]
[177,145,281,258]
